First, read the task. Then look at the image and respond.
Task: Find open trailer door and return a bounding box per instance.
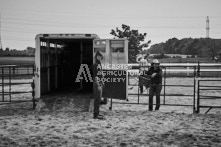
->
[34,35,41,99]
[93,39,128,100]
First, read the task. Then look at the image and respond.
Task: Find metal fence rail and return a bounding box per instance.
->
[197,80,221,114]
[0,65,36,108]
[129,62,221,77]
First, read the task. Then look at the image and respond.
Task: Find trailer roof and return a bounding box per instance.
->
[35,33,99,40]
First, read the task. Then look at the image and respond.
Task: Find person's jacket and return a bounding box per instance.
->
[93,60,104,87]
[145,67,162,85]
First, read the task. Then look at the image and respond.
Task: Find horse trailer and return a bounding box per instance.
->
[34,34,128,100]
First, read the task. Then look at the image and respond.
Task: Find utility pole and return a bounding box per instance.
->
[206,16,216,61]
[206,16,210,38]
[0,12,3,50]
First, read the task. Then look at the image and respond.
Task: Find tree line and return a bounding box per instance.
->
[147,38,221,59]
[0,47,35,57]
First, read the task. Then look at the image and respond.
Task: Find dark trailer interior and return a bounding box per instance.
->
[39,35,96,96]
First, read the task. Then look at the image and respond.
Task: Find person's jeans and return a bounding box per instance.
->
[149,84,162,110]
[93,78,103,117]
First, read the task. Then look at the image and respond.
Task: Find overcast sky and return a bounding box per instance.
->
[0,0,221,50]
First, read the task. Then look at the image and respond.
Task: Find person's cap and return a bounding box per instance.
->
[152,59,160,64]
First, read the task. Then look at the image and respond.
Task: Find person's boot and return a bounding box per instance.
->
[93,114,104,119]
[155,106,160,111]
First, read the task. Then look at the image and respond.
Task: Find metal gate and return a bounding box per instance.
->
[0,65,36,108]
[109,65,197,113]
[197,79,221,114]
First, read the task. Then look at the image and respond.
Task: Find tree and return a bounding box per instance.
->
[207,39,220,60]
[5,47,10,51]
[110,24,151,63]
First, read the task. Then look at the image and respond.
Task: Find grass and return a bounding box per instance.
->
[0,56,34,65]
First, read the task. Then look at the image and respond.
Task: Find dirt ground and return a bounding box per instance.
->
[0,77,221,147]
[0,100,220,147]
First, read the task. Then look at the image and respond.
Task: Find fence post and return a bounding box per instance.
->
[193,69,196,113]
[197,62,200,77]
[163,67,166,105]
[138,65,140,104]
[9,67,12,102]
[2,67,4,102]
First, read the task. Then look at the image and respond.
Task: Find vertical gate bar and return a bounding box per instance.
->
[163,67,166,105]
[137,80,140,104]
[1,67,2,101]
[9,67,12,102]
[138,78,140,104]
[2,67,4,102]
[197,80,200,113]
[138,65,140,104]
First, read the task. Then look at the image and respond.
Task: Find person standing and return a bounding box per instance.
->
[137,54,149,94]
[93,51,105,119]
[146,59,162,111]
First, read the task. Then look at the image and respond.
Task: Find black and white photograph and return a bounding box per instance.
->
[0,0,221,146]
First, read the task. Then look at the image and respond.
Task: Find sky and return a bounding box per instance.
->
[0,0,221,50]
